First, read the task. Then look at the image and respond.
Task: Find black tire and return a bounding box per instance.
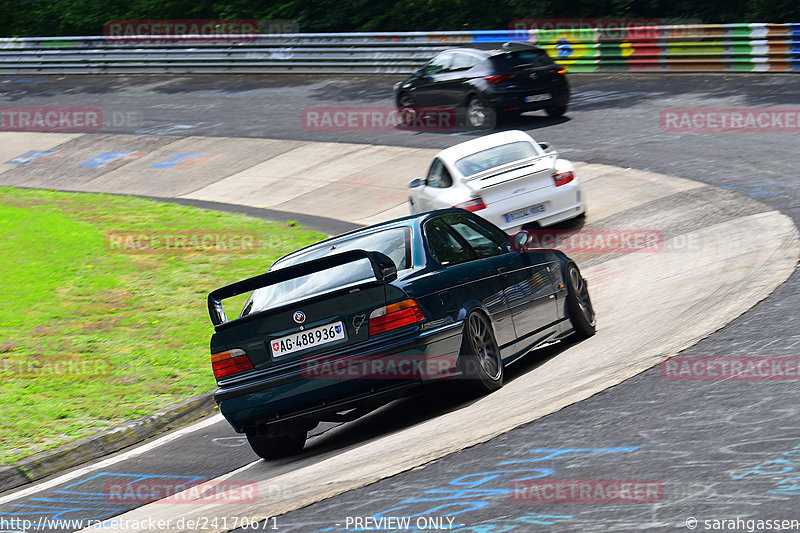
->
[398,109,414,128]
[566,263,596,340]
[397,93,415,127]
[459,312,504,394]
[545,105,567,117]
[398,92,414,108]
[466,96,496,129]
[245,430,306,459]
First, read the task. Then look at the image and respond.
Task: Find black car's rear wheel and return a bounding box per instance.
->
[466,96,495,129]
[398,93,415,126]
[398,92,414,108]
[566,263,596,340]
[545,105,567,117]
[245,430,306,459]
[460,312,503,394]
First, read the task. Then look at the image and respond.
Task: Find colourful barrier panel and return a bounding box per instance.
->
[518,23,800,72]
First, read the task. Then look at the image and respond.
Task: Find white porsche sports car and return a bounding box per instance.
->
[408,130,586,232]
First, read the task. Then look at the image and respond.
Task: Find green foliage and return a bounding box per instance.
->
[1,0,797,36]
[0,187,325,463]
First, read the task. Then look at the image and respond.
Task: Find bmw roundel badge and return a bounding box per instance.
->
[293,311,306,324]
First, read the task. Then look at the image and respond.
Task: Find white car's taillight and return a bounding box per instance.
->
[553,171,575,187]
[453,198,487,212]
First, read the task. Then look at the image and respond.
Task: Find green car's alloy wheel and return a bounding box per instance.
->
[461,312,504,393]
[566,263,596,339]
[246,430,306,459]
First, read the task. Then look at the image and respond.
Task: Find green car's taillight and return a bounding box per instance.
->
[212,348,254,379]
[369,299,425,336]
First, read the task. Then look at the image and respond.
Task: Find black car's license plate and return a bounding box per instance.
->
[525,94,551,103]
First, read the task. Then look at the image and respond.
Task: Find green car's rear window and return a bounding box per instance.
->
[242,227,411,316]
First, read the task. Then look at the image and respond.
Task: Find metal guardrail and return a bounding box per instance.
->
[0,24,798,74]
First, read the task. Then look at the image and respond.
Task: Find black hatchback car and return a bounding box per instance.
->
[394,42,570,129]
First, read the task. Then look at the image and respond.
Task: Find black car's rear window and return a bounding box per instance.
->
[492,49,555,70]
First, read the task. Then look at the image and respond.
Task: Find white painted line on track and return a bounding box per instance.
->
[0,414,224,505]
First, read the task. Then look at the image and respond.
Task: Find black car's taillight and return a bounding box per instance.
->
[485,74,513,84]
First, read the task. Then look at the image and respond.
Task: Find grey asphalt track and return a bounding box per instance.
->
[1,73,798,533]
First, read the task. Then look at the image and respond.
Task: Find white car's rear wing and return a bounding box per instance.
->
[463,152,558,191]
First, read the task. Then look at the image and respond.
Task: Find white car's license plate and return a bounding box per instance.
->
[270,321,346,358]
[525,94,550,103]
[504,203,546,223]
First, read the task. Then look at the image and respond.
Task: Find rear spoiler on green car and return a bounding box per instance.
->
[207,249,398,328]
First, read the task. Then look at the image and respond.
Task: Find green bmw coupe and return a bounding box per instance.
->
[207,208,595,459]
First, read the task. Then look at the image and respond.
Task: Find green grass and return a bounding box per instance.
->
[0,187,327,464]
